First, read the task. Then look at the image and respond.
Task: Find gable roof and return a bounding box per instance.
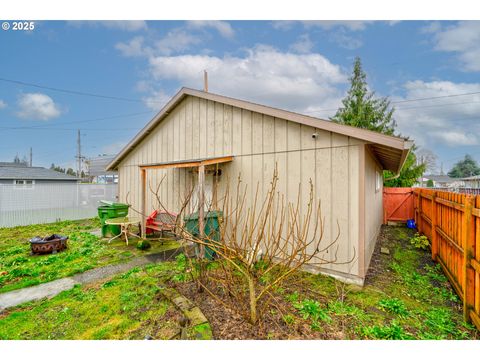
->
[107,87,413,173]
[0,166,79,181]
[86,155,118,176]
[423,175,455,183]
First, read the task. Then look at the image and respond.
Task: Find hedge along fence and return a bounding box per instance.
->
[413,188,480,330]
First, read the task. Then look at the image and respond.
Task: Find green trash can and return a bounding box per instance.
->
[97,202,130,238]
[184,210,222,260]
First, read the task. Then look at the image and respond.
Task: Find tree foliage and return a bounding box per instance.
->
[331,57,396,135]
[13,154,28,166]
[50,163,84,178]
[331,57,425,187]
[383,146,426,187]
[447,155,480,178]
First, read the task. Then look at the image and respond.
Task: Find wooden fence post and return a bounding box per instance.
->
[418,189,423,234]
[463,195,475,322]
[431,191,437,261]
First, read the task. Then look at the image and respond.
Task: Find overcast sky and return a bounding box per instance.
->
[1,20,480,173]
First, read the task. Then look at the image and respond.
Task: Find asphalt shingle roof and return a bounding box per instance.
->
[0,166,79,181]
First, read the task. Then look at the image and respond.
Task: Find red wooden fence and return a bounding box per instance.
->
[383,187,414,224]
[413,188,480,330]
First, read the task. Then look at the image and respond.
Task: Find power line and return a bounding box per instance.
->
[0,77,163,104]
[2,75,480,110]
[0,111,153,131]
[305,94,480,114]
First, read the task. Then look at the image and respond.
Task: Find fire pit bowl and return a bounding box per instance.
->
[29,234,68,255]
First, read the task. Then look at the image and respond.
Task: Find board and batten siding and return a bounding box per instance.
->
[117,95,365,280]
[363,147,384,276]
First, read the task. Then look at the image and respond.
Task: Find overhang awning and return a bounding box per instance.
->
[139,155,234,170]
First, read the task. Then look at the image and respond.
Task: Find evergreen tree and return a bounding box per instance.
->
[331,57,396,135]
[448,155,480,178]
[383,145,426,187]
[331,57,424,187]
[66,168,76,176]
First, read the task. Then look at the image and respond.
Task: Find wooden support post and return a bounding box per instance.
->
[463,195,475,322]
[141,168,146,239]
[431,191,438,261]
[198,164,205,258]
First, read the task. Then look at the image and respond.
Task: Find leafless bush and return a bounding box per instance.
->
[129,165,355,324]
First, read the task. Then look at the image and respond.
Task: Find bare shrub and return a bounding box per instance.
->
[129,165,355,324]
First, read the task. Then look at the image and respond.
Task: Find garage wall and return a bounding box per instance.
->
[363,146,384,275]
[117,95,364,279]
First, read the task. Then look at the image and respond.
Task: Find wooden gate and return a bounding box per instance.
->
[383,187,414,224]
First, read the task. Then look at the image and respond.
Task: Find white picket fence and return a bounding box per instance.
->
[0,183,118,228]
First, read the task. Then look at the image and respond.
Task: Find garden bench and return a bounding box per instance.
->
[145,210,178,237]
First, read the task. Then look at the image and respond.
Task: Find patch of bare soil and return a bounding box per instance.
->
[172,279,330,340]
[365,225,415,285]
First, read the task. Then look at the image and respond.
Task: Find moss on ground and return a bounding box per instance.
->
[0,262,182,340]
[0,219,181,293]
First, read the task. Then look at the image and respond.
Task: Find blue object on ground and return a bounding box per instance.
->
[406,219,416,229]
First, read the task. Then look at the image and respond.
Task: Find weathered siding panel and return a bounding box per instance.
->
[364,147,383,272]
[117,95,363,281]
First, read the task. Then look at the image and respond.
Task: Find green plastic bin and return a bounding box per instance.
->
[184,210,222,260]
[97,202,130,237]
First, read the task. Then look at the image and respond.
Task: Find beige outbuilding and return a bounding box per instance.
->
[107,87,412,285]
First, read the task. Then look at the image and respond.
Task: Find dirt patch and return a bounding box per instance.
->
[172,279,342,340]
[365,225,416,285]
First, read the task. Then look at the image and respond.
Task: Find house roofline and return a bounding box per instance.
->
[107,87,413,172]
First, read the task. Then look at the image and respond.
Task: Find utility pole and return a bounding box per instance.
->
[29,147,32,167]
[76,129,82,179]
[440,162,444,175]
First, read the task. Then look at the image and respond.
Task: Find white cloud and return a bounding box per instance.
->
[271,21,296,30]
[116,29,200,58]
[147,45,347,113]
[393,80,480,147]
[68,20,147,31]
[155,29,201,56]
[290,34,314,54]
[142,89,173,111]
[16,93,62,121]
[0,100,7,109]
[329,30,363,50]
[115,36,150,57]
[187,21,235,39]
[428,21,480,72]
[431,131,478,146]
[303,21,372,31]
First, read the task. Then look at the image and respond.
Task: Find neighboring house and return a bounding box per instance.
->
[106,87,412,285]
[418,175,460,188]
[462,175,480,188]
[0,162,79,186]
[85,155,118,184]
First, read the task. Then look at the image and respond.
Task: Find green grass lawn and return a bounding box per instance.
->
[1,223,477,340]
[0,219,181,293]
[279,226,479,340]
[0,263,182,339]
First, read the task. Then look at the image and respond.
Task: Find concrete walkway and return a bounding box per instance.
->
[0,246,185,312]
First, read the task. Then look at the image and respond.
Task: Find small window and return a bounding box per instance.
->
[375,171,382,192]
[14,179,35,189]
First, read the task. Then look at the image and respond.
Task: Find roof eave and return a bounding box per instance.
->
[107,87,413,171]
